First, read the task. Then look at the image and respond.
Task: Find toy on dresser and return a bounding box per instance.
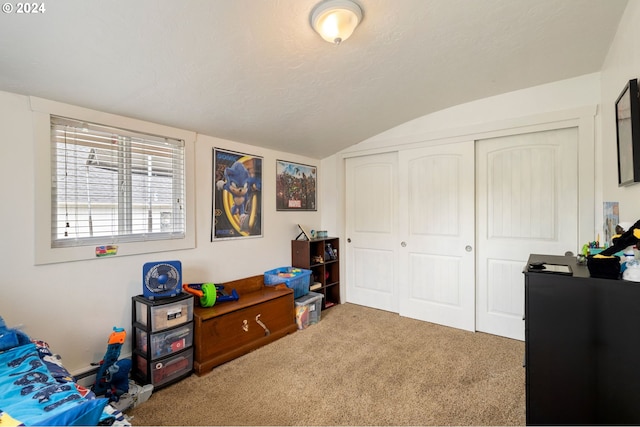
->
[589,220,640,279]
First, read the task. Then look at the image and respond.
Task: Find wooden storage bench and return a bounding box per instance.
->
[192,275,297,376]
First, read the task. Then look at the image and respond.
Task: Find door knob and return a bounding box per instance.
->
[465,245,473,252]
[401,241,407,247]
[347,238,351,243]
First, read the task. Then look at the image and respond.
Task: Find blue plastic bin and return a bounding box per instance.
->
[264,267,311,298]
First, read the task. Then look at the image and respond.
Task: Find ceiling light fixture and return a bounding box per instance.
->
[310,0,363,45]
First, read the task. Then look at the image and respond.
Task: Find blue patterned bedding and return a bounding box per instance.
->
[31,340,130,426]
[0,342,108,426]
[0,324,130,426]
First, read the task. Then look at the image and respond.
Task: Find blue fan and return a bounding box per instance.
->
[143,261,182,299]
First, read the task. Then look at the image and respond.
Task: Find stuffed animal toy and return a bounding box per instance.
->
[588,219,640,279]
[598,219,640,257]
[105,358,131,402]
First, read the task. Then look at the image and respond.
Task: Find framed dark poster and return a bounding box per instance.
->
[615,78,640,186]
[212,148,263,240]
[276,160,317,211]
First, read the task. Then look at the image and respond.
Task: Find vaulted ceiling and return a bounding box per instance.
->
[0,0,629,158]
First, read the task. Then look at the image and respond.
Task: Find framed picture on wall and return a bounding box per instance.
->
[276,160,317,211]
[615,78,640,186]
[211,148,263,240]
[603,201,619,247]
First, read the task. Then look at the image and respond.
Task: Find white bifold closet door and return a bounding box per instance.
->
[345,141,476,332]
[345,152,399,313]
[396,141,476,331]
[475,127,578,340]
[345,127,578,340]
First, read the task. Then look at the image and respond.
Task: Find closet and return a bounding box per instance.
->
[345,126,580,340]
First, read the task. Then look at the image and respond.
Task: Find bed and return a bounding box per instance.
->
[0,319,130,426]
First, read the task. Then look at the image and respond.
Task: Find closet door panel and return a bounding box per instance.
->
[345,152,398,312]
[398,141,476,331]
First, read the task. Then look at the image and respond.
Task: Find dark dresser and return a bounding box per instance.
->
[524,253,640,425]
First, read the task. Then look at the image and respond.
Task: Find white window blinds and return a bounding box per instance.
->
[50,116,186,248]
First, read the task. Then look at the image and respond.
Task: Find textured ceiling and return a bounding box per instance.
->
[0,0,629,158]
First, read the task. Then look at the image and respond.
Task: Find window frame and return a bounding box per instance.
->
[33,97,196,265]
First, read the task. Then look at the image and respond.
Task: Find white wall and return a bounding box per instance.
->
[0,90,320,373]
[346,73,602,149]
[600,0,640,224]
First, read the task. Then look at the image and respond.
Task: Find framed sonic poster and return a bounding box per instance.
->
[212,148,263,240]
[276,160,317,211]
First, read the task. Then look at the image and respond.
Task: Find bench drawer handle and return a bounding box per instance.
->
[255,314,271,336]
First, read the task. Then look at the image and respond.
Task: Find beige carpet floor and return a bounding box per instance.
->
[127,303,525,426]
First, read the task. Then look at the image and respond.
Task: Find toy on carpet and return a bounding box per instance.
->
[182,283,240,308]
[92,326,130,402]
[104,359,131,402]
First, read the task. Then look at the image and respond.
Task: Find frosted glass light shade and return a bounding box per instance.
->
[311,0,363,45]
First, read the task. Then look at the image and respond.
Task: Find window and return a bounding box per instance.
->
[33,97,195,264]
[50,116,186,247]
